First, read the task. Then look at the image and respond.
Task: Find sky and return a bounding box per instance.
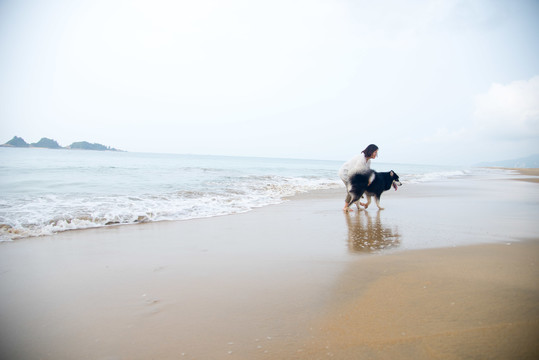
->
[0,0,538,166]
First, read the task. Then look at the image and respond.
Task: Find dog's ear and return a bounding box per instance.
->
[390,170,394,176]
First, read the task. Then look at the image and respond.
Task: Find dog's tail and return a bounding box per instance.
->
[368,171,375,185]
[349,170,374,196]
[349,170,374,188]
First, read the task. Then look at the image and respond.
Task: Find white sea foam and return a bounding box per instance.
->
[0,170,341,241]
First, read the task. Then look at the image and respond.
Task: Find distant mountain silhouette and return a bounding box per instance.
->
[2,136,29,147]
[31,138,62,149]
[68,141,119,151]
[1,136,123,152]
[475,154,539,168]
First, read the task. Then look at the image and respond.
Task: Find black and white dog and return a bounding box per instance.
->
[347,170,402,210]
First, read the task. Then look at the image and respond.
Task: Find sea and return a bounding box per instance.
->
[0,147,472,241]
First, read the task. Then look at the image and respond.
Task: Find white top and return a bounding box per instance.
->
[338,154,371,182]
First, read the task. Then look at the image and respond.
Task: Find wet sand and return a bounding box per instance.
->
[0,168,538,359]
[299,241,539,359]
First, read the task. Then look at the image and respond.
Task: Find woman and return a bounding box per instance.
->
[339,144,379,211]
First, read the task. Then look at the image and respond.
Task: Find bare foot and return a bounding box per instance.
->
[343,207,354,212]
[359,202,368,209]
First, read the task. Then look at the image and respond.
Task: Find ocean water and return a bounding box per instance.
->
[0,148,470,241]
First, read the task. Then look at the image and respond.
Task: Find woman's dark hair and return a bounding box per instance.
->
[362,144,379,158]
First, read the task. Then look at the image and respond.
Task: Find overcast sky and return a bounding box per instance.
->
[1,0,538,166]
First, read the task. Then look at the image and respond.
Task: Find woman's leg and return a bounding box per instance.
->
[343,180,352,211]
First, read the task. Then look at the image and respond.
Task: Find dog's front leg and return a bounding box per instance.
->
[375,196,384,210]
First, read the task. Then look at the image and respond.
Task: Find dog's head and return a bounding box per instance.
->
[390,170,402,191]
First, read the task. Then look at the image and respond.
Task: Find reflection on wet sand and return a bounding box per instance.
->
[345,210,401,253]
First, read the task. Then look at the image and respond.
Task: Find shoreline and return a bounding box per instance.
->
[0,168,538,359]
[487,167,539,176]
[485,167,539,183]
[3,166,538,243]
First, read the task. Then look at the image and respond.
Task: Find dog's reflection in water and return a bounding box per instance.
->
[345,210,401,253]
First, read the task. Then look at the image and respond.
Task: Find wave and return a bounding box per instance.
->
[400,169,471,183]
[0,175,341,241]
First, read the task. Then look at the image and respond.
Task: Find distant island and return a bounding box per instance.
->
[0,136,124,152]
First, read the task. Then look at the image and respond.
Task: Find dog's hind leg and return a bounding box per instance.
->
[346,188,366,212]
[360,195,372,209]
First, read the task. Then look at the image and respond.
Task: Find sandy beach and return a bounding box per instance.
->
[1,169,538,359]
